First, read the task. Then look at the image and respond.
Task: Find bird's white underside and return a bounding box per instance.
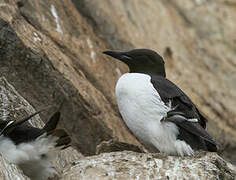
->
[116,73,194,156]
[0,134,58,180]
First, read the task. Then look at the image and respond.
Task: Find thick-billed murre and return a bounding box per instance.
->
[0,109,71,180]
[103,49,217,156]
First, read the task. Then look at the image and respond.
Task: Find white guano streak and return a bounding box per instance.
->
[87,38,96,62]
[50,5,63,34]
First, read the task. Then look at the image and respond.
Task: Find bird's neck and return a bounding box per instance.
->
[151,69,166,77]
[130,69,166,77]
[129,65,166,77]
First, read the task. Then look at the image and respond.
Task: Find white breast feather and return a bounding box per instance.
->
[116,73,194,156]
[0,134,58,180]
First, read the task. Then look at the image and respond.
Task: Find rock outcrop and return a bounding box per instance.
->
[0,0,236,179]
[0,0,140,156]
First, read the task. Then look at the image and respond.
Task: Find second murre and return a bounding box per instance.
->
[0,109,71,180]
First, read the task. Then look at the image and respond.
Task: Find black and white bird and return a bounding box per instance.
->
[103,49,217,156]
[0,109,71,180]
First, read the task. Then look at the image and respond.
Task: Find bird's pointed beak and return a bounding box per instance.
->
[103,50,132,62]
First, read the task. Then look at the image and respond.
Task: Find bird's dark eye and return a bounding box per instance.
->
[121,55,132,60]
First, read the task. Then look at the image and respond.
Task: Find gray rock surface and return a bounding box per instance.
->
[62,151,236,180]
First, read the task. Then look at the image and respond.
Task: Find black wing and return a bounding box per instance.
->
[151,75,206,128]
[8,126,42,144]
[151,75,217,151]
[7,112,61,144]
[8,112,71,148]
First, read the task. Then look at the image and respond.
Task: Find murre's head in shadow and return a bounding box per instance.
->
[103,49,166,77]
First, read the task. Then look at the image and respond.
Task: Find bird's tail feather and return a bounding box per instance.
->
[42,112,60,134]
[41,112,71,149]
[49,129,71,149]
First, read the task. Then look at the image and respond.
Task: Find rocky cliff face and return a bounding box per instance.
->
[0,0,235,179]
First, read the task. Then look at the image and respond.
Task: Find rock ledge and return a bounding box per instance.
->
[62,151,236,180]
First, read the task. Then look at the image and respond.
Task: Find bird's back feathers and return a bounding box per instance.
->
[7,111,71,148]
[150,75,206,127]
[150,75,217,151]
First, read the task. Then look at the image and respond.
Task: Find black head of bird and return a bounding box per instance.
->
[103,49,166,77]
